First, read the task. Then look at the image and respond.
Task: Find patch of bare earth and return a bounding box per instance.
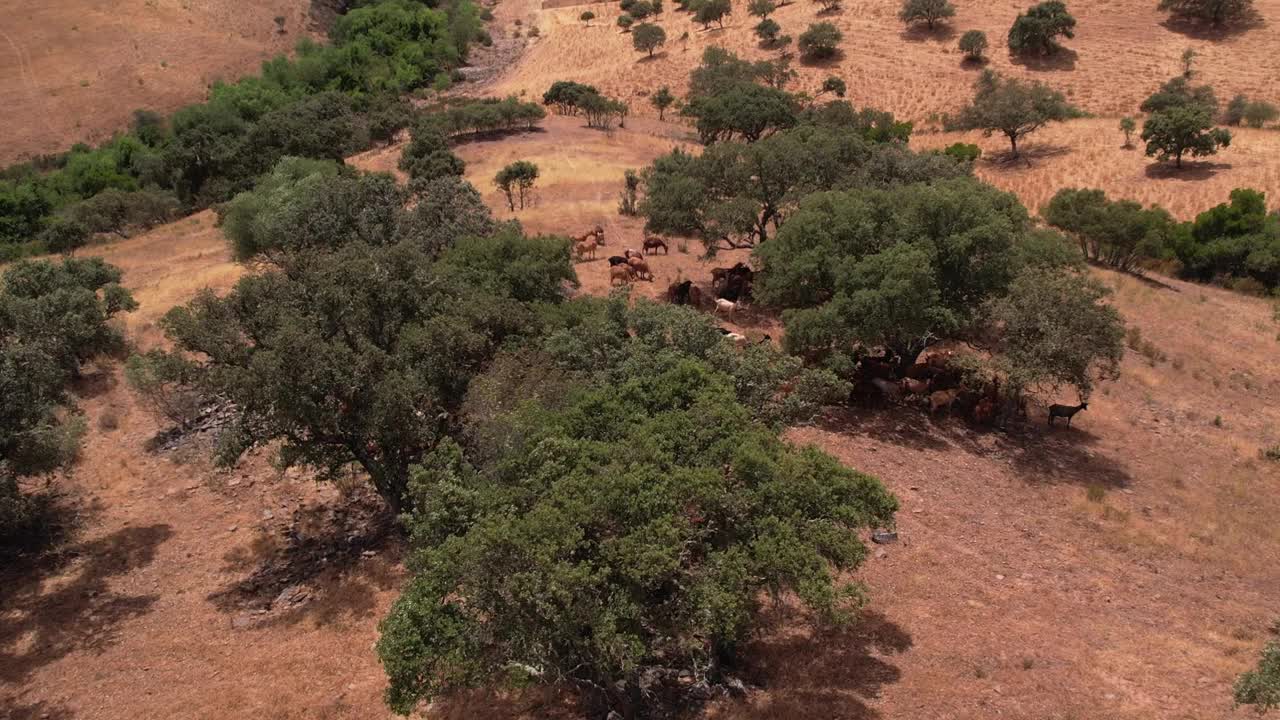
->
[1,0,318,165]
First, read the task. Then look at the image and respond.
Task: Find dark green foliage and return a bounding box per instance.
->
[685,82,799,143]
[650,86,676,119]
[1,256,137,547]
[1119,116,1136,146]
[749,0,778,16]
[639,119,945,251]
[630,0,655,18]
[400,121,467,179]
[619,169,642,215]
[580,9,595,20]
[899,0,956,29]
[821,76,847,97]
[618,12,635,29]
[755,178,1041,368]
[1140,104,1231,168]
[125,351,205,429]
[39,218,90,256]
[755,17,782,43]
[1158,0,1254,26]
[155,226,573,512]
[942,142,982,163]
[694,0,732,27]
[378,308,894,715]
[959,29,989,60]
[798,21,843,60]
[579,92,630,129]
[1175,188,1280,288]
[542,80,602,115]
[947,70,1081,157]
[1244,101,1278,128]
[1225,93,1248,125]
[1140,76,1218,114]
[632,22,667,55]
[986,267,1125,397]
[1235,640,1280,713]
[1007,1,1076,56]
[63,188,180,238]
[494,160,540,210]
[1043,187,1180,271]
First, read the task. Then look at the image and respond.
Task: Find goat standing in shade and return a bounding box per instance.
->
[1048,402,1088,426]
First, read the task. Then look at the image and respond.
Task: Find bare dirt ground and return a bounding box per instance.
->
[0,0,317,165]
[6,115,1279,720]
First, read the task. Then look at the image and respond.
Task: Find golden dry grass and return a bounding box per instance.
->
[1,0,316,165]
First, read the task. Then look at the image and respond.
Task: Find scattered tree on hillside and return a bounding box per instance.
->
[1244,101,1279,128]
[755,17,783,44]
[1007,1,1076,56]
[618,13,635,30]
[494,160,540,210]
[629,0,656,19]
[580,91,630,129]
[1235,639,1280,713]
[1140,105,1231,168]
[942,141,982,163]
[1158,0,1255,26]
[632,22,667,56]
[543,80,601,115]
[619,169,642,215]
[580,10,595,21]
[1180,47,1197,77]
[1119,116,1136,147]
[1224,93,1249,125]
[798,22,843,61]
[1140,76,1217,114]
[947,70,1081,158]
[899,0,956,30]
[683,80,800,143]
[821,76,848,98]
[694,0,732,28]
[815,0,842,12]
[650,86,676,119]
[749,0,778,17]
[959,29,989,61]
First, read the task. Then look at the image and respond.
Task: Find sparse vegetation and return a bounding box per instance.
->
[1120,116,1136,147]
[618,168,641,215]
[632,22,667,56]
[694,0,731,28]
[755,17,782,44]
[947,70,1081,158]
[899,0,956,30]
[650,85,675,119]
[1141,104,1232,168]
[1007,1,1076,56]
[1158,0,1255,27]
[798,21,843,61]
[959,29,989,61]
[494,160,540,210]
[580,10,595,21]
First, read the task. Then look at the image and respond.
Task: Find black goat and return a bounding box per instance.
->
[1048,402,1088,426]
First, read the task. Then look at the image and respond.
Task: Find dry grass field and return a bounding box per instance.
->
[5,0,1280,718]
[1,0,316,165]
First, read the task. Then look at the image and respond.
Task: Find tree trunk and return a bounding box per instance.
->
[1008,133,1019,158]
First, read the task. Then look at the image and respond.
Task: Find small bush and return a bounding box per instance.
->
[1262,445,1280,462]
[97,409,120,432]
[797,21,842,61]
[618,13,635,29]
[1213,414,1223,427]
[958,29,988,61]
[942,142,981,163]
[580,10,595,20]
[527,25,540,36]
[480,7,494,20]
[1086,483,1106,502]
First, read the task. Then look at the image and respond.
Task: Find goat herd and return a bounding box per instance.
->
[571,226,1090,428]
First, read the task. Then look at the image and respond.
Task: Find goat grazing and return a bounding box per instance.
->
[574,238,598,261]
[608,255,629,267]
[627,256,654,281]
[609,264,635,285]
[1048,402,1088,426]
[642,235,668,255]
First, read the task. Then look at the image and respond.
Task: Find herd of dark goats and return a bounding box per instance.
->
[570,225,1090,430]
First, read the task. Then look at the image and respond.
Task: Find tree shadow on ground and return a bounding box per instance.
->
[1159,12,1264,39]
[0,523,171,684]
[1143,160,1231,181]
[450,126,547,147]
[819,404,1131,489]
[1008,46,1078,72]
[69,366,116,400]
[981,142,1072,168]
[206,490,400,628]
[726,608,912,719]
[799,51,845,69]
[636,51,669,64]
[899,24,959,43]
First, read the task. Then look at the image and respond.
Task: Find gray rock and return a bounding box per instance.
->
[871,530,899,544]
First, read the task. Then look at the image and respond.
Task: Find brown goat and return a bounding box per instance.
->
[610,264,635,285]
[642,235,668,255]
[929,389,960,415]
[901,377,931,396]
[627,256,653,281]
[574,238,597,261]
